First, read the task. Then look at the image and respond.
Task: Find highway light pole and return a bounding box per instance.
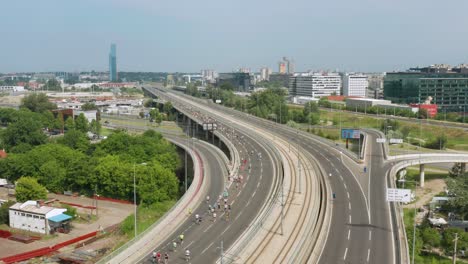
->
[399,178,418,264]
[133,162,147,238]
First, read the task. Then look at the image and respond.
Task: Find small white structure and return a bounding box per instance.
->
[291,96,319,105]
[9,200,67,234]
[74,110,98,122]
[0,86,25,92]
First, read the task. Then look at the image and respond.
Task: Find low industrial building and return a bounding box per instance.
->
[345,98,392,108]
[9,201,71,234]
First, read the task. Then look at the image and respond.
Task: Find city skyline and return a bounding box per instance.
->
[1,0,468,73]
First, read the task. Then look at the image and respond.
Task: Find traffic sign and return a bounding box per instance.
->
[390,138,403,144]
[386,188,411,203]
[376,138,386,143]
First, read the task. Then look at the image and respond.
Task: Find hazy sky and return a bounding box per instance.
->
[1,0,468,73]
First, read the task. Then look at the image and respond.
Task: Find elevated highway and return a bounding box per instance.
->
[146,87,386,263]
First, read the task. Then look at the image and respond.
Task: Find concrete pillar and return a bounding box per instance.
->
[420,164,425,188]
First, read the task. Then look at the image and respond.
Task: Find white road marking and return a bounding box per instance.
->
[347,229,351,240]
[367,248,371,262]
[343,247,348,260]
[369,230,372,240]
[348,202,351,210]
[186,240,195,249]
[344,184,348,190]
[203,225,212,233]
[347,192,350,199]
[349,215,352,223]
[201,241,215,254]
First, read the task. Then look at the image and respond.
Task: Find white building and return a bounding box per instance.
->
[9,201,69,234]
[201,70,218,82]
[289,72,341,98]
[260,67,272,81]
[0,86,25,92]
[343,73,368,97]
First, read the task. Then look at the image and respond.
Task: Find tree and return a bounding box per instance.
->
[81,103,98,111]
[163,102,173,114]
[58,129,90,152]
[0,201,14,225]
[89,119,101,136]
[2,111,47,152]
[15,176,48,202]
[449,163,466,178]
[220,83,234,91]
[149,108,162,124]
[65,116,75,131]
[418,108,429,119]
[307,113,320,125]
[75,113,89,133]
[20,93,57,113]
[44,79,62,91]
[421,227,441,248]
[303,101,319,117]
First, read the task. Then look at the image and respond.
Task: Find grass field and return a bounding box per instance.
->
[317,110,468,151]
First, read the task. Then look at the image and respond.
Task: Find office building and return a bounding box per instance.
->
[279,62,287,74]
[201,70,217,82]
[278,57,295,74]
[238,68,251,74]
[217,72,252,92]
[343,73,368,97]
[384,65,468,112]
[260,67,272,81]
[289,72,341,98]
[109,44,117,82]
[269,73,291,88]
[367,73,385,99]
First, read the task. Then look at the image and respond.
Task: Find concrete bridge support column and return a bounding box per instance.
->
[420,164,425,188]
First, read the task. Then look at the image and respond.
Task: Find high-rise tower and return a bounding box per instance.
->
[109,44,117,82]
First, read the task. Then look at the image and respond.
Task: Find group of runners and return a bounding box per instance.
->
[152,234,191,263]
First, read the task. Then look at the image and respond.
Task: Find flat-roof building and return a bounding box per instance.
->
[289,72,341,98]
[343,74,368,97]
[384,65,468,112]
[9,201,70,234]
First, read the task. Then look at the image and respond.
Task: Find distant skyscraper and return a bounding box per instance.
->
[278,57,295,74]
[260,67,271,81]
[109,44,117,82]
[279,62,287,74]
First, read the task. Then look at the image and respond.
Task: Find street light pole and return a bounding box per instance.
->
[133,163,137,238]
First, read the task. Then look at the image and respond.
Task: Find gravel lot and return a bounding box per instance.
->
[0,188,133,258]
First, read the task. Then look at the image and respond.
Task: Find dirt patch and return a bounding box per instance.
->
[0,192,133,258]
[403,179,446,209]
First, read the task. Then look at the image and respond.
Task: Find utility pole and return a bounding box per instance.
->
[453,233,458,264]
[297,139,301,194]
[220,240,224,264]
[281,171,284,236]
[133,163,137,238]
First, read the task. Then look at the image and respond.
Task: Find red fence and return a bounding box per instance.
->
[1,231,98,264]
[60,201,96,209]
[93,195,133,205]
[0,230,12,238]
